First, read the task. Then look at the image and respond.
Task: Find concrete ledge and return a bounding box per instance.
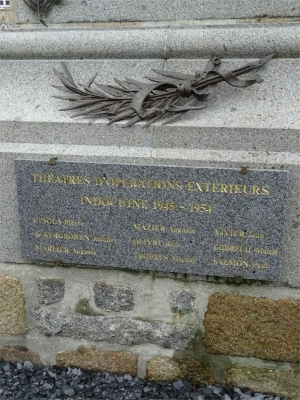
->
[16,0,300,25]
[2,24,300,59]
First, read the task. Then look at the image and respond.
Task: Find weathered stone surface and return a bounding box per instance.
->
[94,283,134,311]
[0,276,28,335]
[203,293,300,362]
[227,365,300,400]
[16,0,300,25]
[2,26,300,61]
[170,290,195,314]
[146,356,214,385]
[0,347,42,365]
[37,277,65,305]
[57,348,138,376]
[36,309,194,349]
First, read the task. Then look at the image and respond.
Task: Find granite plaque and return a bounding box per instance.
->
[15,160,288,281]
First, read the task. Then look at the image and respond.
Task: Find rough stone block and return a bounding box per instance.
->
[94,283,134,311]
[227,365,300,400]
[203,293,300,362]
[146,356,214,385]
[16,0,300,25]
[37,278,65,305]
[0,347,42,365]
[170,290,195,314]
[57,348,138,376]
[0,276,28,335]
[2,26,300,60]
[35,309,194,349]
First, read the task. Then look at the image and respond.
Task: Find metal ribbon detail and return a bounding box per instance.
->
[53,54,276,127]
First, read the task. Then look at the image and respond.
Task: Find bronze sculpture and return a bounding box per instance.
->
[53,54,275,127]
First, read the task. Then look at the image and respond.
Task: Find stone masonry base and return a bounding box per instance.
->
[0,264,299,399]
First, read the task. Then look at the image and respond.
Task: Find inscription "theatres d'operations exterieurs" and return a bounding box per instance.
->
[30,172,279,272]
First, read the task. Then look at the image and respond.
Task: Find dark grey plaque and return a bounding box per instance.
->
[15,160,288,281]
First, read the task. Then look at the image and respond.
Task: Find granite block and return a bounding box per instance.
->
[0,152,24,264]
[0,121,153,149]
[16,0,300,25]
[37,277,65,305]
[170,290,195,314]
[153,126,300,154]
[35,308,195,349]
[146,356,214,384]
[57,349,138,376]
[0,29,166,59]
[0,276,28,335]
[94,283,134,311]
[167,24,300,59]
[204,293,300,362]
[15,159,288,281]
[0,146,298,286]
[0,59,163,125]
[227,365,300,400]
[0,149,151,265]
[150,154,300,288]
[0,347,42,365]
[2,25,300,60]
[0,57,299,133]
[157,58,300,131]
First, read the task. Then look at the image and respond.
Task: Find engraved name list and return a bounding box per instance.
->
[15,160,288,281]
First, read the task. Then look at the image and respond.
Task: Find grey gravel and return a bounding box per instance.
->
[172,380,184,390]
[0,359,288,400]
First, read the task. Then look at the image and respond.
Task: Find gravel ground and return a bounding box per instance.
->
[0,359,287,400]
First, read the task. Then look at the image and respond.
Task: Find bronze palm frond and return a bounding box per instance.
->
[53,54,275,127]
[24,0,53,26]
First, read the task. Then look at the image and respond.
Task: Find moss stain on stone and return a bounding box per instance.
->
[75,298,100,316]
[11,346,29,352]
[186,328,232,384]
[209,355,233,384]
[147,356,214,385]
[171,310,184,319]
[76,346,87,353]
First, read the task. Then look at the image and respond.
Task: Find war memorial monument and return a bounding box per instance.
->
[0,0,299,398]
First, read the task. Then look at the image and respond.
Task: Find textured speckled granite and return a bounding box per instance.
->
[15,160,288,281]
[37,277,65,305]
[94,282,134,311]
[35,308,194,349]
[16,0,300,25]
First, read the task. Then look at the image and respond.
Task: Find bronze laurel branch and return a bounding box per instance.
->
[52,54,275,127]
